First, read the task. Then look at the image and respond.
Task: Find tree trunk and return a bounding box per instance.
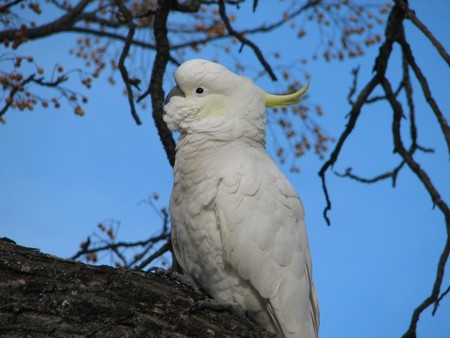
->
[0,238,273,337]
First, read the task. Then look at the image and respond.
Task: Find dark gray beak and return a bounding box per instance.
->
[165,85,185,105]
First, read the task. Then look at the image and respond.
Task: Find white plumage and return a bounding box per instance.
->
[163,59,319,338]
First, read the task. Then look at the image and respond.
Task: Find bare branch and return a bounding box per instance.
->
[0,0,25,12]
[395,0,450,67]
[401,52,417,147]
[113,0,141,125]
[347,67,359,105]
[0,0,91,43]
[218,0,277,81]
[135,240,171,271]
[148,0,177,167]
[334,164,405,187]
[171,0,200,13]
[68,26,155,50]
[381,74,450,337]
[398,35,450,154]
[433,284,450,315]
[70,232,169,261]
[0,74,35,119]
[170,0,317,51]
[366,81,404,104]
[319,4,406,225]
[321,3,450,330]
[323,3,450,333]
[403,230,450,338]
[318,75,378,225]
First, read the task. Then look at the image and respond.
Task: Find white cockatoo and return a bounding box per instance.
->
[163,59,319,338]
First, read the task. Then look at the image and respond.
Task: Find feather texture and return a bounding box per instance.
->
[164,59,319,337]
[216,144,319,337]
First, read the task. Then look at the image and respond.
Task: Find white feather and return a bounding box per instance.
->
[164,59,319,337]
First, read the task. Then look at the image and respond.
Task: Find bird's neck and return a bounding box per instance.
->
[175,133,265,165]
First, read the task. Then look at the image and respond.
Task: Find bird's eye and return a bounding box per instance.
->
[193,86,207,96]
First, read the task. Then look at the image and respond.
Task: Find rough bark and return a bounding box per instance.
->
[0,238,273,338]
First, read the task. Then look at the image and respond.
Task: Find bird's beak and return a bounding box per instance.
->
[264,82,309,108]
[165,85,185,105]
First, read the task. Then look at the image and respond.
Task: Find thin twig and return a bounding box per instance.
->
[0,0,91,42]
[318,75,379,225]
[402,226,450,338]
[0,74,35,118]
[113,0,141,125]
[398,36,450,154]
[171,0,317,51]
[433,284,450,315]
[401,53,417,145]
[319,4,405,224]
[381,74,450,338]
[395,0,450,67]
[0,0,25,12]
[218,0,277,81]
[334,163,405,187]
[347,67,359,105]
[70,232,169,260]
[366,81,404,104]
[135,240,171,271]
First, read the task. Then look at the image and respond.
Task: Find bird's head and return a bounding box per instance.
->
[163,59,309,143]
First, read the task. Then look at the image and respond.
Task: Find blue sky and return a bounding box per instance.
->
[1,1,449,337]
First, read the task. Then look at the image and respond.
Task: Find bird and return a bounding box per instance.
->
[163,59,319,338]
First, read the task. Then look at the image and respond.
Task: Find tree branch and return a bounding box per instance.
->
[0,0,90,43]
[403,238,450,338]
[387,78,446,218]
[433,284,450,315]
[170,0,317,51]
[1,238,273,337]
[395,0,450,67]
[0,0,25,12]
[0,74,35,119]
[318,75,378,225]
[67,27,181,66]
[326,3,450,334]
[319,4,405,225]
[218,0,277,81]
[113,0,141,125]
[135,240,171,271]
[381,73,450,338]
[70,232,169,261]
[148,0,177,167]
[347,67,359,105]
[334,164,405,187]
[398,35,450,155]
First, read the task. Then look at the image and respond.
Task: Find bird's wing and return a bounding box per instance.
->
[215,148,319,337]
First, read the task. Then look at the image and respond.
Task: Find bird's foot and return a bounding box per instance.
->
[147,267,202,294]
[190,298,247,318]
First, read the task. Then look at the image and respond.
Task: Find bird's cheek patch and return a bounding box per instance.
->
[200,96,229,117]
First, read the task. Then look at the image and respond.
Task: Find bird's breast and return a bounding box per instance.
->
[171,150,238,300]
